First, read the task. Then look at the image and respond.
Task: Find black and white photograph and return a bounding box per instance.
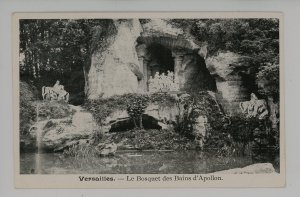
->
[13,12,284,188]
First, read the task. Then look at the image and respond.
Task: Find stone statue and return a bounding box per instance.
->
[148,71,179,93]
[42,80,69,102]
[239,93,268,119]
[42,86,57,100]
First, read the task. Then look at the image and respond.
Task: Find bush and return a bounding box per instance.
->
[204,114,276,157]
[127,96,148,128]
[173,91,227,138]
[257,64,279,99]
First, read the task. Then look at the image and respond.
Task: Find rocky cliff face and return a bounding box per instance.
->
[85,19,254,115]
[206,52,249,115]
[86,19,203,99]
[86,19,142,99]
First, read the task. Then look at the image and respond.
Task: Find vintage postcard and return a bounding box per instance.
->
[13,12,285,188]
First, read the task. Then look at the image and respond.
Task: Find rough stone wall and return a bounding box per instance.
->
[85,19,252,115]
[182,54,216,92]
[87,19,143,99]
[86,19,201,99]
[206,52,248,115]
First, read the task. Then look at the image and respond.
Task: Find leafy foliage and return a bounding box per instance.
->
[173,91,227,138]
[127,96,148,128]
[19,19,116,104]
[169,19,279,64]
[169,19,279,96]
[257,64,280,98]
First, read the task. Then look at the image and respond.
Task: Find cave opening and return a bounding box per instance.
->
[32,63,86,106]
[182,53,217,93]
[62,66,86,106]
[240,72,260,99]
[109,115,162,133]
[136,36,216,93]
[146,43,175,77]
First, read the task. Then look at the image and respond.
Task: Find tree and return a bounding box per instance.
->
[19,19,115,104]
[256,63,280,99]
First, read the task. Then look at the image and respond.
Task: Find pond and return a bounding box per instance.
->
[20,150,278,174]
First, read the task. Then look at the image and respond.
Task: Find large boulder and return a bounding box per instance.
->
[28,105,99,152]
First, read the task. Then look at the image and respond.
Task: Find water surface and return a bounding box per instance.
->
[20,150,273,174]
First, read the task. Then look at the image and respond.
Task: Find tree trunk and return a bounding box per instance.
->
[139,116,143,129]
[268,96,279,129]
[83,54,92,96]
[133,119,137,128]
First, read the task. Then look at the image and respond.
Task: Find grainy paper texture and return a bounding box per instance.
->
[13,12,285,188]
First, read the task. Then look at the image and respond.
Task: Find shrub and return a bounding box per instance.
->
[127,96,148,128]
[204,114,275,156]
[173,91,227,138]
[257,63,279,99]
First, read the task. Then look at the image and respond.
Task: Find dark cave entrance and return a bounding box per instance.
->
[62,66,86,105]
[109,115,162,133]
[136,36,216,93]
[146,43,175,78]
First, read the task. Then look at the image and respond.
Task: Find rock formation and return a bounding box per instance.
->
[86,19,142,99]
[84,19,255,115]
[206,52,249,115]
[27,105,98,152]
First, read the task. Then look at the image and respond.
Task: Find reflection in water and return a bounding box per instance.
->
[20,151,265,174]
[34,153,41,174]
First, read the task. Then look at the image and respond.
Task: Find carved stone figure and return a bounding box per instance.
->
[239,93,268,119]
[42,86,57,100]
[42,80,69,102]
[148,71,179,93]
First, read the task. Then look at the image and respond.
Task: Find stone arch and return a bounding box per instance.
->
[109,114,162,133]
[135,36,216,93]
